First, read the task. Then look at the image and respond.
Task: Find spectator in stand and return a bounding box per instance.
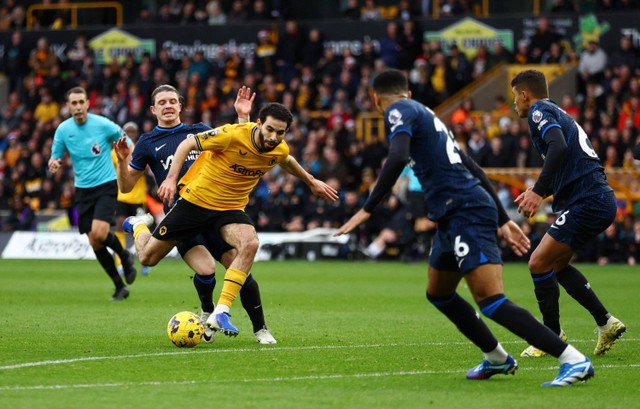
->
[578,40,608,95]
[471,44,492,80]
[528,17,561,63]
[343,0,361,20]
[490,41,514,65]
[28,37,59,82]
[248,0,272,21]
[276,20,304,85]
[398,19,422,70]
[255,29,277,77]
[2,194,35,232]
[514,39,530,64]
[227,0,249,22]
[541,41,568,64]
[361,0,384,21]
[379,21,401,68]
[449,43,472,93]
[608,35,638,76]
[3,30,28,93]
[205,0,226,25]
[33,89,60,125]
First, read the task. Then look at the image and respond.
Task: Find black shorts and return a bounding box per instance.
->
[75,180,118,234]
[153,198,254,243]
[116,201,145,218]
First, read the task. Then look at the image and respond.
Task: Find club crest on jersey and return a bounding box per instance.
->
[91,144,101,155]
[532,110,543,123]
[159,226,167,236]
[269,158,277,166]
[388,108,403,132]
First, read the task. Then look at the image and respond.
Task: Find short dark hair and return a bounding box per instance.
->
[258,103,293,127]
[66,86,87,101]
[372,69,409,96]
[151,84,183,105]
[510,69,549,98]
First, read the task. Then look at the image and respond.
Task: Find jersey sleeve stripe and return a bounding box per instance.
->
[541,123,561,140]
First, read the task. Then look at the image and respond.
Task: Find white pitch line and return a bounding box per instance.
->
[1,338,637,371]
[2,364,640,392]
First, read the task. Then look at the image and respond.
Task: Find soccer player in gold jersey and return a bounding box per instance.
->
[125,102,339,336]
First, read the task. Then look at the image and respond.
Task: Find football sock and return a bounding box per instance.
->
[239,274,266,332]
[94,247,126,289]
[104,232,127,259]
[480,294,566,358]
[113,230,127,267]
[193,273,216,313]
[556,264,609,326]
[427,292,498,352]
[558,344,586,365]
[218,268,248,308]
[133,224,150,240]
[484,343,509,364]
[531,270,561,334]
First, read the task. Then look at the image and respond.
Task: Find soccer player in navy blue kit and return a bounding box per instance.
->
[115,84,277,344]
[48,87,137,301]
[335,69,594,386]
[511,69,626,357]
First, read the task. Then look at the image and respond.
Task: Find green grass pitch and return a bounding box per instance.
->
[0,259,637,409]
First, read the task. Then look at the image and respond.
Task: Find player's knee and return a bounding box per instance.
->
[138,252,159,267]
[243,237,260,255]
[528,253,548,274]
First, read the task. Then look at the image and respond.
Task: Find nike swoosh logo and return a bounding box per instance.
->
[155,143,167,152]
[550,225,559,229]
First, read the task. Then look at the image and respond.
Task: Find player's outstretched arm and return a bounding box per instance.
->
[235,86,256,123]
[157,136,199,204]
[280,155,339,201]
[333,209,371,236]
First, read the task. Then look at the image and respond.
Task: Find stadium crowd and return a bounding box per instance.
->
[1,0,640,264]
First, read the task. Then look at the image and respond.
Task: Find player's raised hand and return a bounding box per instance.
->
[235,86,256,120]
[114,136,131,161]
[499,220,531,257]
[333,209,370,236]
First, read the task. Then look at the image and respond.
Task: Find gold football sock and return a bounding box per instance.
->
[219,268,248,308]
[114,230,126,266]
[133,224,150,240]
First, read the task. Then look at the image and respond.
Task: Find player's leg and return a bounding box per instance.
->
[466,263,593,386]
[92,190,137,285]
[86,217,129,300]
[220,247,275,344]
[208,216,259,336]
[426,228,514,380]
[180,242,217,343]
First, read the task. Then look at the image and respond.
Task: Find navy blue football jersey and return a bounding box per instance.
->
[527,100,612,211]
[130,122,211,210]
[384,98,482,221]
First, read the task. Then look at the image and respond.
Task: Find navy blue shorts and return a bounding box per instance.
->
[547,191,617,251]
[176,232,234,262]
[429,203,502,274]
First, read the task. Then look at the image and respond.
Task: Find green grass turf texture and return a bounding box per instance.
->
[0,259,637,409]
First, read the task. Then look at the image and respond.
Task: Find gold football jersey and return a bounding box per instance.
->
[179,123,289,210]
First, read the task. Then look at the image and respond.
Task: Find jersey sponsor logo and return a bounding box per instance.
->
[388,108,403,132]
[532,110,543,123]
[155,143,167,152]
[199,129,221,140]
[91,144,101,155]
[160,151,201,170]
[229,163,265,177]
[537,119,548,131]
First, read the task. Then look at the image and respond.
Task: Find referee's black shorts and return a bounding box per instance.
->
[75,180,118,234]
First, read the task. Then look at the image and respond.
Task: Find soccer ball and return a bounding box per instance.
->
[167,311,205,347]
